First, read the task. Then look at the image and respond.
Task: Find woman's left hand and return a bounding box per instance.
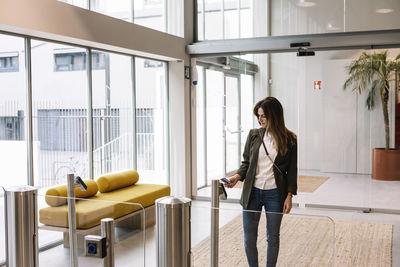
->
[283,195,292,214]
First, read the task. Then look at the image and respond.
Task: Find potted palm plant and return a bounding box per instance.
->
[344,51,400,180]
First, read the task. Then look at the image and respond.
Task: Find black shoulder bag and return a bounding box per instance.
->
[258,129,285,176]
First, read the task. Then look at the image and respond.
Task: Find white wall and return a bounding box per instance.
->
[271,50,398,174]
[321,60,358,173]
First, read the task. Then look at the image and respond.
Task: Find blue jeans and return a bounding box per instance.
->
[242,187,283,267]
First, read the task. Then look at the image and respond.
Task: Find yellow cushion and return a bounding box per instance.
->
[39,184,170,229]
[45,180,98,207]
[96,170,139,193]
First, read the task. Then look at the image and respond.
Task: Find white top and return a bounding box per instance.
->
[254,131,278,190]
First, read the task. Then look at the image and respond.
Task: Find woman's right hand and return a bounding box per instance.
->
[225,174,240,188]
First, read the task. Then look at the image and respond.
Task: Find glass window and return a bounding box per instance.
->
[205,0,223,40]
[206,69,224,180]
[60,0,184,37]
[197,0,205,40]
[0,53,19,72]
[135,57,167,184]
[199,0,400,39]
[92,51,134,177]
[90,0,133,22]
[201,0,255,40]
[271,0,400,36]
[134,0,165,32]
[54,51,105,71]
[240,73,254,153]
[271,0,344,36]
[240,0,252,38]
[92,52,106,70]
[224,0,239,39]
[346,0,400,32]
[31,40,89,188]
[0,34,26,188]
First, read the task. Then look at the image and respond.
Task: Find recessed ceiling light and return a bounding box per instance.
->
[296,0,316,7]
[376,8,394,14]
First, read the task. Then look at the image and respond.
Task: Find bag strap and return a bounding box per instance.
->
[258,129,284,175]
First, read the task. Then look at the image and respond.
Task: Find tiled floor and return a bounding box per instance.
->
[294,170,400,211]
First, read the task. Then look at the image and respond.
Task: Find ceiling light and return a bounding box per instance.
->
[376,8,394,14]
[375,2,394,14]
[296,0,316,7]
[327,23,340,31]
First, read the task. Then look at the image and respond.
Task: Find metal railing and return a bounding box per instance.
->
[0,101,160,188]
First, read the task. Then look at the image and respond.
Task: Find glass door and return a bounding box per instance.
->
[205,69,224,183]
[204,71,242,181]
[267,48,400,211]
[224,75,241,174]
[195,63,254,197]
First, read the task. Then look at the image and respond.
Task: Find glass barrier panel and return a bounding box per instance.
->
[30,39,89,189]
[37,195,146,267]
[349,213,395,267]
[191,203,335,266]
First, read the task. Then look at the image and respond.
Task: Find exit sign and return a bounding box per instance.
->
[314,81,321,90]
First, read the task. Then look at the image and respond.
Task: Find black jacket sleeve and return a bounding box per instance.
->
[287,139,298,195]
[236,129,252,181]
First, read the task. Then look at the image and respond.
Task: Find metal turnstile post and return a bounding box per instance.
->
[67,173,78,267]
[211,179,220,267]
[156,196,191,267]
[101,218,115,267]
[67,173,87,267]
[5,185,38,267]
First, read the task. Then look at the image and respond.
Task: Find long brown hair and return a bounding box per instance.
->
[253,97,296,155]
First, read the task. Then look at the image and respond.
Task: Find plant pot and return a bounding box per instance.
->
[372,148,400,181]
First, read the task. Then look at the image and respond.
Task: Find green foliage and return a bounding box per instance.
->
[343,51,400,149]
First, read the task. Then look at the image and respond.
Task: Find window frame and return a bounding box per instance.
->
[0,32,169,188]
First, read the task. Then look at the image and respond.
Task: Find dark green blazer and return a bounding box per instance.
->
[236,128,297,209]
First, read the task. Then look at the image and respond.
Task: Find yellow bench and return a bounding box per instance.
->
[39,170,170,230]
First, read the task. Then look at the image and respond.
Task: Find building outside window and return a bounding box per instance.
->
[0,52,19,72]
[0,34,169,189]
[32,41,90,187]
[54,51,105,71]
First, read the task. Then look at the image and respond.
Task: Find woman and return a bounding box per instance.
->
[225,96,297,267]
